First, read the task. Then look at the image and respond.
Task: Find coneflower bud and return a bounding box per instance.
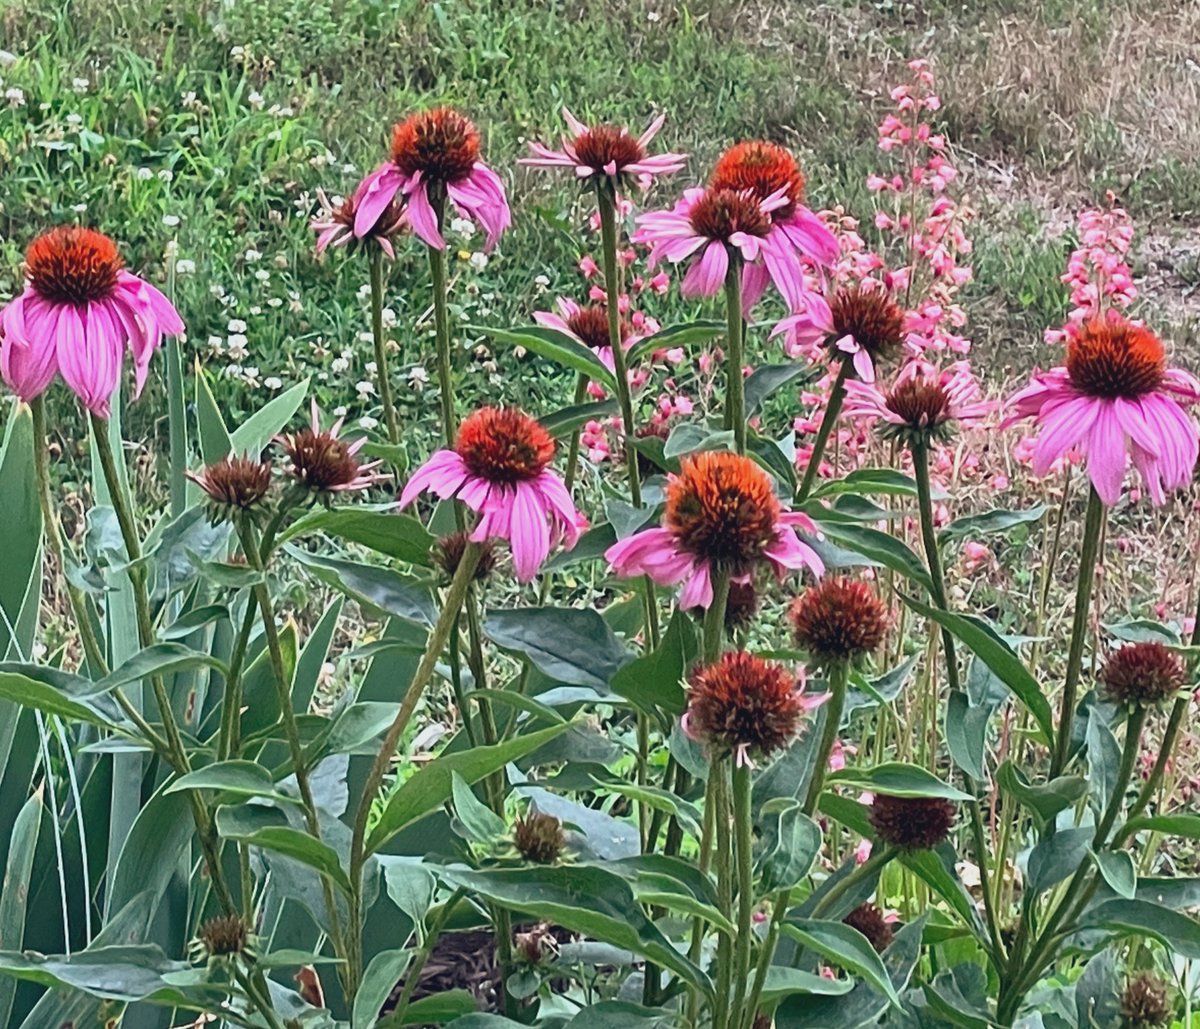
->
[842,903,894,953]
[186,454,272,523]
[190,914,252,963]
[789,578,888,664]
[869,793,956,852]
[432,532,497,583]
[686,651,815,763]
[513,811,565,864]
[1102,642,1187,706]
[1120,973,1172,1027]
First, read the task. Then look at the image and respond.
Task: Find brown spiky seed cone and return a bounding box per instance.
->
[199,914,250,956]
[432,532,497,582]
[842,902,894,953]
[869,793,956,852]
[1121,973,1172,1027]
[1102,642,1187,706]
[789,578,888,663]
[513,811,565,864]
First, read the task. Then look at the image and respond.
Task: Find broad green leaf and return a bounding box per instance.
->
[281,508,436,567]
[545,522,616,571]
[194,363,235,463]
[814,520,933,591]
[97,643,228,691]
[901,595,1053,743]
[472,326,615,387]
[377,989,478,1026]
[484,608,631,691]
[745,363,817,415]
[663,423,734,459]
[1122,813,1200,840]
[996,761,1086,826]
[379,857,437,928]
[451,771,507,842]
[1027,827,1091,896]
[165,760,294,802]
[1085,898,1200,958]
[758,800,822,893]
[828,762,972,800]
[217,818,351,894]
[783,918,901,1007]
[1086,709,1121,818]
[291,549,436,625]
[1075,949,1121,1029]
[900,846,985,936]
[539,399,619,438]
[609,607,693,721]
[367,723,571,854]
[439,865,710,995]
[0,945,189,1002]
[626,320,724,363]
[945,689,989,781]
[160,603,230,641]
[231,377,310,456]
[756,967,855,1003]
[1103,618,1180,645]
[810,467,928,499]
[0,667,122,728]
[354,948,412,1029]
[938,504,1047,544]
[1092,850,1137,900]
[0,404,41,665]
[187,554,264,588]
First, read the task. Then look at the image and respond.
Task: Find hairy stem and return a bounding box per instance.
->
[369,247,401,448]
[722,253,746,453]
[797,360,850,502]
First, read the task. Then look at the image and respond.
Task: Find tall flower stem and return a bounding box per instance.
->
[237,521,345,956]
[346,541,482,997]
[797,360,850,503]
[1049,486,1107,777]
[729,760,755,1022]
[369,247,401,448]
[802,660,849,815]
[809,845,894,920]
[722,254,746,453]
[562,374,590,493]
[427,198,458,450]
[88,411,237,916]
[709,760,735,1029]
[912,439,1004,969]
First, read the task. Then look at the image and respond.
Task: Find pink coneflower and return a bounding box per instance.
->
[311,186,406,258]
[843,361,992,445]
[634,185,815,312]
[277,401,388,495]
[533,297,638,377]
[771,285,907,382]
[710,140,840,268]
[0,226,184,416]
[521,107,686,189]
[605,450,823,609]
[1003,316,1200,505]
[399,407,581,582]
[353,107,510,252]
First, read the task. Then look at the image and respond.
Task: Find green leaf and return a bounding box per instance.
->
[945,690,989,781]
[0,666,123,728]
[195,364,235,463]
[97,642,228,691]
[754,966,855,1003]
[292,549,436,625]
[165,760,294,802]
[379,858,437,928]
[814,520,933,591]
[996,761,1086,826]
[0,944,188,1002]
[187,553,264,588]
[231,377,310,456]
[1085,898,1200,958]
[1086,709,1121,818]
[160,603,230,641]
[758,800,822,893]
[367,723,571,854]
[900,595,1053,743]
[745,363,817,415]
[609,607,694,721]
[539,399,619,438]
[1075,949,1121,1029]
[626,320,725,363]
[280,508,436,566]
[782,919,901,1007]
[810,467,927,499]
[900,846,985,936]
[354,948,412,1029]
[1092,850,1137,900]
[216,815,351,894]
[546,521,617,570]
[0,793,41,1025]
[1122,813,1200,839]
[377,990,478,1026]
[451,771,507,842]
[1027,827,1091,895]
[0,404,42,666]
[663,423,734,459]
[439,865,710,995]
[1103,618,1180,645]
[472,326,616,387]
[828,762,973,800]
[484,608,631,691]
[939,504,1047,544]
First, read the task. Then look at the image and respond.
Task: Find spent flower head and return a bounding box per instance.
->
[276,400,388,497]
[869,793,955,852]
[186,453,273,523]
[789,578,888,665]
[1102,641,1187,706]
[842,903,894,953]
[513,810,566,864]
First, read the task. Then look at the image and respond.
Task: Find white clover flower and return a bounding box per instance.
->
[72,77,90,93]
[450,216,476,239]
[356,331,373,344]
[175,259,196,275]
[248,305,262,316]
[227,318,247,333]
[5,87,25,108]
[164,239,179,260]
[264,376,283,390]
[247,90,264,110]
[273,253,288,269]
[71,202,87,214]
[224,363,243,378]
[333,405,348,417]
[365,361,377,374]
[267,297,282,308]
[65,113,82,126]
[158,169,173,183]
[359,416,379,430]
[534,274,550,287]
[162,214,180,227]
[355,380,375,397]
[356,283,371,300]
[243,248,262,263]
[331,357,349,374]
[136,167,154,181]
[408,366,429,385]
[288,298,303,313]
[207,335,224,352]
[381,307,397,328]
[254,269,270,282]
[468,252,489,272]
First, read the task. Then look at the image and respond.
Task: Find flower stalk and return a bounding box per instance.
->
[368,247,401,447]
[797,360,850,502]
[723,253,746,453]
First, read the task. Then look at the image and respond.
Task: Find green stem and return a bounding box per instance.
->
[218,601,259,760]
[385,889,467,1026]
[1122,698,1186,831]
[369,247,401,448]
[563,373,590,493]
[346,541,483,998]
[702,572,732,664]
[427,217,457,449]
[1049,486,1106,778]
[809,845,894,920]
[730,761,755,1022]
[710,761,734,1029]
[797,360,850,502]
[802,660,849,815]
[234,968,287,1029]
[722,253,746,454]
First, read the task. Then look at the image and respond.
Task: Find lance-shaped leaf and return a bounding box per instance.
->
[471,325,616,388]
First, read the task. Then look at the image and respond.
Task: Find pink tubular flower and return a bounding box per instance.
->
[312,186,406,258]
[353,107,510,252]
[521,107,686,190]
[633,185,814,312]
[1003,316,1200,505]
[399,407,581,581]
[843,360,992,445]
[605,450,823,609]
[0,226,184,417]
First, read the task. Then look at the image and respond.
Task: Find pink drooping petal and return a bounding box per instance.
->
[741,262,770,315]
[681,241,728,298]
[353,165,404,238]
[764,526,825,579]
[1085,401,1127,505]
[533,471,582,548]
[678,560,714,610]
[1031,395,1095,477]
[605,527,695,585]
[404,177,445,250]
[782,208,840,266]
[399,449,470,507]
[507,481,552,582]
[0,292,58,400]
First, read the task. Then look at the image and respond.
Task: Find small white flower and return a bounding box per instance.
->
[247,90,264,110]
[358,416,379,430]
[230,45,246,58]
[288,298,303,313]
[65,112,82,126]
[267,297,283,308]
[72,77,90,93]
[514,345,527,359]
[5,87,25,108]
[534,274,550,287]
[468,252,489,272]
[356,283,371,300]
[175,259,196,275]
[227,336,249,360]
[71,202,87,214]
[158,169,173,183]
[164,239,179,260]
[136,167,154,181]
[264,376,283,390]
[224,363,243,378]
[162,214,180,227]
[356,331,373,344]
[450,216,476,239]
[207,335,224,352]
[227,318,247,333]
[248,305,262,316]
[273,253,288,269]
[355,380,375,397]
[381,307,397,328]
[365,361,378,374]
[254,269,271,282]
[408,366,429,385]
[331,357,350,374]
[333,405,348,418]
[243,248,262,263]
